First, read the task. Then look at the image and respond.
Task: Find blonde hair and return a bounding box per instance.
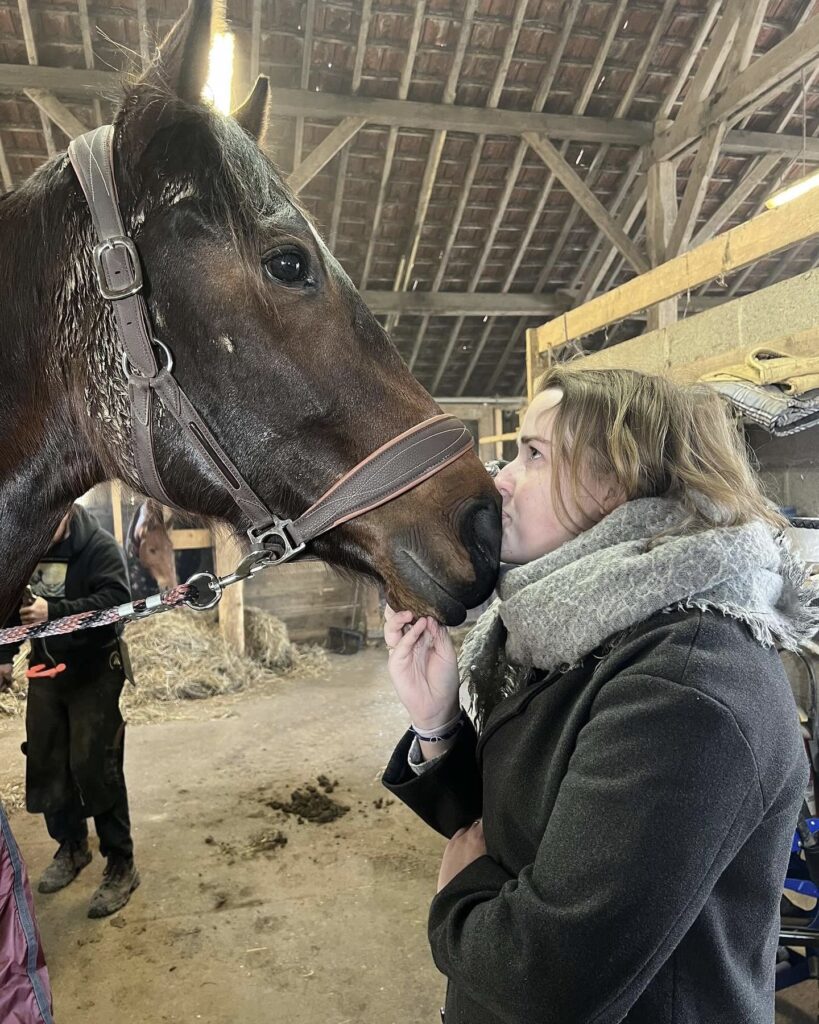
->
[536,365,784,536]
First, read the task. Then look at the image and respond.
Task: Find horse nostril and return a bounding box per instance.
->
[458,496,502,568]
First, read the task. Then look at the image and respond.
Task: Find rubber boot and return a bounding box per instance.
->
[87,855,140,918]
[37,839,92,894]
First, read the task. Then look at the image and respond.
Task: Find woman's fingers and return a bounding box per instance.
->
[384,607,416,647]
[390,616,427,660]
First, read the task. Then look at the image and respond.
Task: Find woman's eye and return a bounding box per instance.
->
[528,445,541,461]
[263,249,309,284]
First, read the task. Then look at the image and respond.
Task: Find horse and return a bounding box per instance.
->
[127,500,179,596]
[0,0,500,630]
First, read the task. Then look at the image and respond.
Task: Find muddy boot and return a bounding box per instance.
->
[37,839,92,894]
[87,855,140,919]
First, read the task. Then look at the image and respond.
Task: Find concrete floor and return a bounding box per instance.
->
[0,647,816,1023]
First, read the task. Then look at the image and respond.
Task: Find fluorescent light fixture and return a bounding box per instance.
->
[202,31,235,114]
[765,167,819,210]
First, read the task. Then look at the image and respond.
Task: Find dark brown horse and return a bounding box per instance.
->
[0,1,500,628]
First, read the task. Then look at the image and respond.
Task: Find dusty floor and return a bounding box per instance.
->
[0,647,816,1023]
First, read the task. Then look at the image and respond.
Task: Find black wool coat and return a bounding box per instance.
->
[383,608,807,1024]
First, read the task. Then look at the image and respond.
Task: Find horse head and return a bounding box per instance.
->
[0,0,500,626]
[132,501,178,592]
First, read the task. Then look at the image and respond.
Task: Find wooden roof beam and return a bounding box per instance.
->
[358,1,427,289]
[250,0,262,81]
[292,0,316,169]
[287,116,366,193]
[655,14,819,162]
[23,88,89,139]
[328,0,372,249]
[691,152,781,247]
[0,132,12,190]
[529,185,819,355]
[387,0,481,324]
[17,0,56,157]
[664,0,766,260]
[524,132,650,275]
[361,292,571,317]
[450,0,585,394]
[1,66,816,161]
[399,0,523,358]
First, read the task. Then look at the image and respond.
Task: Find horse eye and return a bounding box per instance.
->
[263,248,309,285]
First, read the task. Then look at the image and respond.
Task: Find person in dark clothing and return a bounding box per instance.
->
[0,503,139,919]
[382,366,814,1024]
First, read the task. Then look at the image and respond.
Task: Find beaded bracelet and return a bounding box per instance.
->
[409,709,465,743]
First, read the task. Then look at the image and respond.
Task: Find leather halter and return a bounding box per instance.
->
[67,125,473,565]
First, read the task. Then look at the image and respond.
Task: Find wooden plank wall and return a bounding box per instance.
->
[244,561,381,644]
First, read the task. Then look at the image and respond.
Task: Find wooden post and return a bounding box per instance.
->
[214,531,245,656]
[646,156,678,331]
[492,408,504,460]
[110,480,124,546]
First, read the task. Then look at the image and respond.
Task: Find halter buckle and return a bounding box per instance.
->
[93,236,143,300]
[248,519,306,565]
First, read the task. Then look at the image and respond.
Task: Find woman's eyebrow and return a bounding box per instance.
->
[519,435,551,447]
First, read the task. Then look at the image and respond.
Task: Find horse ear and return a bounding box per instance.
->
[140,0,213,104]
[232,76,269,141]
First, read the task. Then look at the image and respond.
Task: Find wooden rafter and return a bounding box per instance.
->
[0,131,11,190]
[136,0,150,69]
[17,0,55,156]
[467,0,636,394]
[645,159,678,330]
[250,0,262,82]
[359,1,426,289]
[692,60,819,248]
[525,132,649,275]
[287,116,366,194]
[292,0,316,169]
[410,0,529,376]
[76,0,103,127]
[531,0,677,301]
[387,0,480,323]
[665,0,769,259]
[454,0,616,395]
[362,292,570,317]
[655,13,819,162]
[690,153,781,246]
[23,89,89,138]
[438,0,584,390]
[328,0,372,251]
[0,63,816,163]
[529,185,819,355]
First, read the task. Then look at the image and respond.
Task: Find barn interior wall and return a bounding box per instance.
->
[749,426,819,518]
[564,267,819,379]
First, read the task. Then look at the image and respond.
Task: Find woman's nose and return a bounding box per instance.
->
[494,461,515,498]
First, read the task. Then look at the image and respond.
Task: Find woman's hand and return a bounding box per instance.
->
[384,606,460,730]
[20,597,48,625]
[437,820,487,892]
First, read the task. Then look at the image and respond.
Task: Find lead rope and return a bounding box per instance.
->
[0,545,280,647]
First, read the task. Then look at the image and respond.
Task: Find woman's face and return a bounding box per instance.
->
[494,389,619,565]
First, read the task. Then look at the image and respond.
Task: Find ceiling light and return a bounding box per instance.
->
[202,32,235,114]
[765,168,819,210]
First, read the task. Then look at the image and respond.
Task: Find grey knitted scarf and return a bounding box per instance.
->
[459,497,819,728]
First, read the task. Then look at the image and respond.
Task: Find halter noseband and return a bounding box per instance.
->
[67,125,474,567]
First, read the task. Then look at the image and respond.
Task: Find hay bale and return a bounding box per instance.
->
[0,608,329,727]
[0,781,25,815]
[245,606,293,671]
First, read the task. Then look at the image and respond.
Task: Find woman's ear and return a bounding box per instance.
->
[600,482,627,515]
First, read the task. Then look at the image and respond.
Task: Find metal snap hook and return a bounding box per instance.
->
[184,572,223,610]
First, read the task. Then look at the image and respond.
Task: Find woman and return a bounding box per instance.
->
[383,366,815,1024]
